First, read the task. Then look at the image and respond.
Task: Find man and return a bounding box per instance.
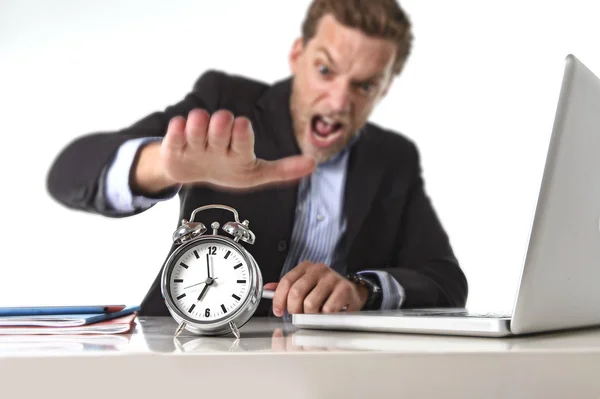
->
[46,0,468,318]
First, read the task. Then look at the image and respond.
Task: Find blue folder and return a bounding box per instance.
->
[0,305,141,327]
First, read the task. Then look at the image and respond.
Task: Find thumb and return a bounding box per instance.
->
[253,155,316,186]
[264,282,279,291]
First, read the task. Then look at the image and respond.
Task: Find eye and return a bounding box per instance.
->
[317,64,330,76]
[357,82,375,94]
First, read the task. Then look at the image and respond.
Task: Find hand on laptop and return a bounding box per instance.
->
[265,261,369,317]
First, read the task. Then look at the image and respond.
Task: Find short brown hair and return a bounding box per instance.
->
[301,0,413,75]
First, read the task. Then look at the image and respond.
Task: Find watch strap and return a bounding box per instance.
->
[346,272,383,310]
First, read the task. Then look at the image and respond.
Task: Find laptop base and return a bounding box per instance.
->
[292,309,513,338]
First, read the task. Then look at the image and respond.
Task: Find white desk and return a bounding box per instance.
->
[1,316,599,398]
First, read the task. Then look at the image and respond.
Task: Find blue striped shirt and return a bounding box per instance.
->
[280,150,349,277]
[104,137,404,310]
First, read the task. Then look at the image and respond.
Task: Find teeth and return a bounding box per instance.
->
[321,116,335,125]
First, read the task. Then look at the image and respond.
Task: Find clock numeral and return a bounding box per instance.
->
[233,263,243,270]
[224,250,231,259]
[205,308,211,317]
[237,280,246,284]
[176,293,186,300]
[174,279,183,283]
[232,294,241,301]
[193,250,200,259]
[221,304,227,314]
[179,262,189,269]
[208,246,217,255]
[189,304,196,313]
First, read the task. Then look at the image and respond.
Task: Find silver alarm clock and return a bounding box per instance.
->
[160,204,273,339]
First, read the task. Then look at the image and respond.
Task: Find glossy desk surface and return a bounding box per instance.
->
[1,316,599,398]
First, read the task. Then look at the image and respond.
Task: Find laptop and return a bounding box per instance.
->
[292,54,600,337]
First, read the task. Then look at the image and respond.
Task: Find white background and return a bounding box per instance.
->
[1,0,599,312]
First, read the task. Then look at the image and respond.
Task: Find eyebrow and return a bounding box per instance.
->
[315,46,384,83]
[316,47,337,68]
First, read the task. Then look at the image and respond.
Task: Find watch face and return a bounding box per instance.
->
[166,238,252,323]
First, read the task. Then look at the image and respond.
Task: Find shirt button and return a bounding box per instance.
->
[277,240,287,252]
[316,214,324,222]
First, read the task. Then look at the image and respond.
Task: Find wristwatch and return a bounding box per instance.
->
[346,273,383,311]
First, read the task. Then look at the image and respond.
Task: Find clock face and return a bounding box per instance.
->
[167,239,251,323]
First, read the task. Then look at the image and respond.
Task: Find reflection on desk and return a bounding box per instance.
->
[133,316,600,355]
[0,333,132,355]
[1,316,600,355]
[291,325,600,353]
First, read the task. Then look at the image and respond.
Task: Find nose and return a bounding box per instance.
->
[327,79,351,114]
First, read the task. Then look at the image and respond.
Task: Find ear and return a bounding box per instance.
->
[376,78,394,104]
[289,38,304,75]
[380,79,393,98]
[378,73,395,102]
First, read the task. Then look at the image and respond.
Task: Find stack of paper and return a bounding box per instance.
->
[0,305,140,335]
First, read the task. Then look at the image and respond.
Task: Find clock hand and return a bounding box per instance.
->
[197,283,210,302]
[184,277,218,290]
[185,281,206,290]
[206,253,211,278]
[197,276,216,301]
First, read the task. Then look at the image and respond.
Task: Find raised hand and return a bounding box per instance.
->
[132,109,316,195]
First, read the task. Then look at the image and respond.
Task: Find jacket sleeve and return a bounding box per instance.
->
[381,142,468,308]
[45,70,223,218]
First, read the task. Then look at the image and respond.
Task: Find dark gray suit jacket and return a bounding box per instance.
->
[46,70,468,317]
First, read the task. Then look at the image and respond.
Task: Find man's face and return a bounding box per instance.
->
[289,14,397,163]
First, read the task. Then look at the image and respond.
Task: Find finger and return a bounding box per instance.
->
[302,273,338,314]
[207,109,234,151]
[184,109,210,149]
[322,282,355,313]
[253,156,316,187]
[230,116,255,156]
[263,282,277,300]
[285,334,303,352]
[272,261,312,317]
[163,116,187,154]
[263,282,278,292]
[271,328,286,352]
[287,273,321,314]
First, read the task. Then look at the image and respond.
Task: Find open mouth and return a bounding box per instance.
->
[310,115,344,148]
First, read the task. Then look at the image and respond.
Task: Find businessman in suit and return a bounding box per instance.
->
[47,0,468,318]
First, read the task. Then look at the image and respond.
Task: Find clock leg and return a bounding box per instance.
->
[228,339,240,352]
[229,321,241,339]
[173,337,185,352]
[175,321,187,338]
